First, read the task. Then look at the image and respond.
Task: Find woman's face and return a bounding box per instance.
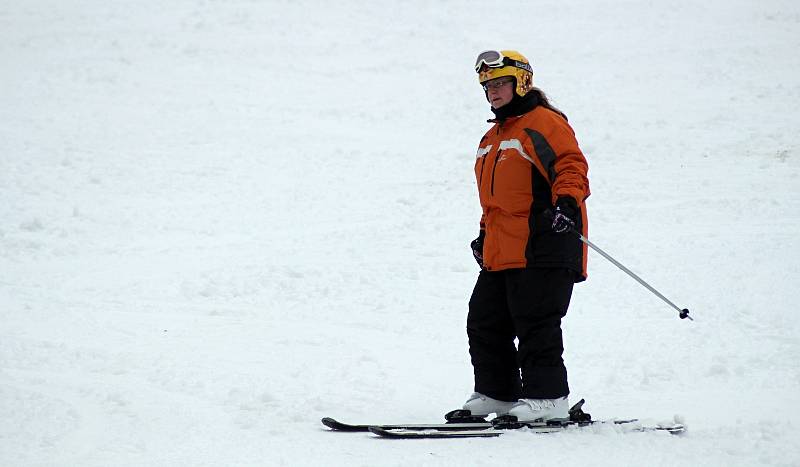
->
[485,77,515,109]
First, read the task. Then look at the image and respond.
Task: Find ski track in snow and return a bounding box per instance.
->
[2,0,799,465]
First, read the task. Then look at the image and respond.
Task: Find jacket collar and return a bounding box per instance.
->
[488,91,540,123]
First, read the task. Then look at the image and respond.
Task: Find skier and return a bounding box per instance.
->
[464,50,590,422]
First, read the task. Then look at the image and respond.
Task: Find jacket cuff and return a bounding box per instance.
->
[556,196,578,211]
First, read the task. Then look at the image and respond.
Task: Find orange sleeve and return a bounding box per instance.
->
[547,118,590,206]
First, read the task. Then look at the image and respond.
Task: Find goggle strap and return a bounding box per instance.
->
[507,59,533,73]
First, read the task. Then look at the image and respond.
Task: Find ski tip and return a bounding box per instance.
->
[665,424,686,435]
[665,422,687,435]
[321,417,368,432]
[320,417,338,429]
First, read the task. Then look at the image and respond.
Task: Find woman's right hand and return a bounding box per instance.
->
[471,232,485,268]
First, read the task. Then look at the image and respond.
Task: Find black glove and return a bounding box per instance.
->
[552,197,578,233]
[470,231,485,267]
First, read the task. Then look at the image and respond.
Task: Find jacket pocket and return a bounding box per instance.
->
[526,210,582,269]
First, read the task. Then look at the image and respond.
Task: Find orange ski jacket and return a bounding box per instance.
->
[474,105,590,280]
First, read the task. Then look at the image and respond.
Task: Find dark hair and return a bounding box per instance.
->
[529,87,568,121]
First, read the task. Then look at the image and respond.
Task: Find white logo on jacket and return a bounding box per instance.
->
[476,145,492,159]
[498,139,535,164]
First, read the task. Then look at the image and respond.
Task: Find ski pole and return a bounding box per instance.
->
[574,230,693,321]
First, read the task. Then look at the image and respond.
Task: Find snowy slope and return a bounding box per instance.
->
[2,0,799,465]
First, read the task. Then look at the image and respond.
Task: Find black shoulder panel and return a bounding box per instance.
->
[523,128,557,184]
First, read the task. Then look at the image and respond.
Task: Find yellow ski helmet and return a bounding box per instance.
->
[475,50,534,97]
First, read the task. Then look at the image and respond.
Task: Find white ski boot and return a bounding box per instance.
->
[507,396,569,421]
[462,392,517,417]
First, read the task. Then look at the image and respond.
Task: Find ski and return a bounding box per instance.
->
[322,399,686,438]
[321,410,491,432]
[369,426,501,438]
[321,417,493,432]
[369,420,685,439]
[320,398,587,433]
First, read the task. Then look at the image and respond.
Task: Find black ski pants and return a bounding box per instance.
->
[467,267,574,401]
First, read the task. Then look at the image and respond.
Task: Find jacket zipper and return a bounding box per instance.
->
[490,150,501,196]
[489,120,506,195]
[478,154,488,188]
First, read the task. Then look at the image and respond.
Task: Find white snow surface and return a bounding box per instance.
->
[2,0,800,465]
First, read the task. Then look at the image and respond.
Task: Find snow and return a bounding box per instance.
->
[2,0,799,465]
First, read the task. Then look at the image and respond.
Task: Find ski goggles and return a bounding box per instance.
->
[474,50,533,73]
